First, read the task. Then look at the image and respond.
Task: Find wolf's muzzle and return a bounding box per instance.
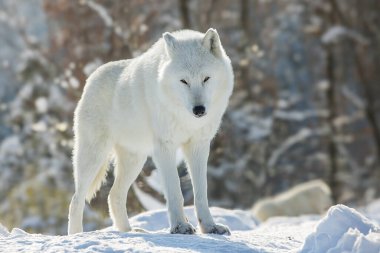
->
[193,105,206,117]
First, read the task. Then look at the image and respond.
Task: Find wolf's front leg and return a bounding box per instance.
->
[153,140,196,234]
[182,139,231,235]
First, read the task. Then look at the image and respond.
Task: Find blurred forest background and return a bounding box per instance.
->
[0,0,380,235]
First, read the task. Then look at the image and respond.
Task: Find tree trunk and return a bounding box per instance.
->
[325,45,339,203]
[179,0,191,29]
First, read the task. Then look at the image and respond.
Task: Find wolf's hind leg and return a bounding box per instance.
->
[68,137,111,234]
[108,145,147,232]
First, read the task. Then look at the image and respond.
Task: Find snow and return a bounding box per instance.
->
[301,205,380,253]
[130,206,258,232]
[1,203,380,252]
[34,97,48,113]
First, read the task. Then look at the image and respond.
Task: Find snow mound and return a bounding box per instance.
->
[300,204,380,253]
[130,206,258,232]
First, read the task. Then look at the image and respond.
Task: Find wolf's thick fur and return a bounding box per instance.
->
[68,29,233,235]
[252,180,333,221]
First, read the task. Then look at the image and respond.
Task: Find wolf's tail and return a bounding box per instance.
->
[85,162,109,203]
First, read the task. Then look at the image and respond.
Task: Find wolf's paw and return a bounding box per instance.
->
[201,223,231,235]
[170,222,196,234]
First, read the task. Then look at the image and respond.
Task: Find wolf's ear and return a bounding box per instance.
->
[163,32,177,57]
[202,28,224,58]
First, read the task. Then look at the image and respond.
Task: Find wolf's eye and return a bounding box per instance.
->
[203,76,210,83]
[180,79,189,86]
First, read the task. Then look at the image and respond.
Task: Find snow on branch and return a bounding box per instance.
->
[84,0,125,40]
[268,127,330,168]
[341,86,366,110]
[85,0,113,27]
[334,111,364,129]
[322,25,369,45]
[274,109,329,121]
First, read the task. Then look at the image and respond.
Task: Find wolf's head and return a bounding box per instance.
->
[158,28,233,119]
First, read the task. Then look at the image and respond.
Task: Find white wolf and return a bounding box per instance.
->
[68,28,233,235]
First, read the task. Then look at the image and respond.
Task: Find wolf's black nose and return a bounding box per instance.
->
[193,105,206,117]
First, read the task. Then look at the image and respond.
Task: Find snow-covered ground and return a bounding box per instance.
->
[1,203,380,252]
